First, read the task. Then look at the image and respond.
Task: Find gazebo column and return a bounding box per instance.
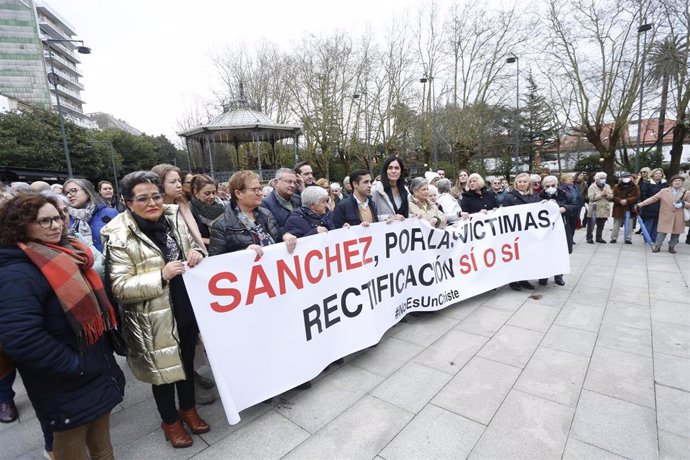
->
[234,141,240,170]
[252,131,262,180]
[293,131,299,166]
[198,138,207,174]
[206,134,215,179]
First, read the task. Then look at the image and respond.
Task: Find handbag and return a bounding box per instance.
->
[105,327,127,357]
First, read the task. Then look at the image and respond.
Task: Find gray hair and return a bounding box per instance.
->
[275,168,296,180]
[542,175,559,186]
[119,171,162,201]
[63,178,105,207]
[529,174,542,183]
[594,171,607,180]
[301,185,328,207]
[409,177,428,195]
[41,190,70,208]
[10,182,31,194]
[437,178,452,193]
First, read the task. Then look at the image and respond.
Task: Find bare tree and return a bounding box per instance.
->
[543,0,658,177]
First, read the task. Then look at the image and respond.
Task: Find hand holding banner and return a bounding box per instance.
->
[183,201,569,424]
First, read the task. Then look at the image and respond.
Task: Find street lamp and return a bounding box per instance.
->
[420,75,437,170]
[506,54,520,175]
[634,23,653,173]
[43,39,91,178]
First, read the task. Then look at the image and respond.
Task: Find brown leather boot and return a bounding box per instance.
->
[179,408,210,434]
[161,420,193,448]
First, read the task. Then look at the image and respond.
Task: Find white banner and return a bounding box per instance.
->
[183,201,570,424]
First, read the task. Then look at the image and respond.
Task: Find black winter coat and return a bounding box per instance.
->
[460,189,498,214]
[331,195,379,228]
[261,191,301,232]
[639,181,668,219]
[0,247,124,432]
[539,188,576,254]
[501,189,540,207]
[209,205,283,256]
[284,207,335,238]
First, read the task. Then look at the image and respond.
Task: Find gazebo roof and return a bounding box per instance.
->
[177,107,302,143]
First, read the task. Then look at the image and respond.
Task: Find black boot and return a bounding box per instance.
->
[554,275,565,286]
[509,282,521,291]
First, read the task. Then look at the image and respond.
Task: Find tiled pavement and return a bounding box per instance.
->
[2,228,689,459]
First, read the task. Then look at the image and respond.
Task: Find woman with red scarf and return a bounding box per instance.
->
[0,194,124,459]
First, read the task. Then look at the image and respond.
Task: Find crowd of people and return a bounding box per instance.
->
[1,159,689,458]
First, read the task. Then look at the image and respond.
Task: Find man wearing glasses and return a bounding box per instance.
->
[261,168,302,232]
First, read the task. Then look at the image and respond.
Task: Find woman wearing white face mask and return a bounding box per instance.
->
[586,172,613,243]
[610,172,640,244]
[538,176,576,286]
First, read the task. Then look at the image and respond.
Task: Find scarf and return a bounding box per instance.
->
[233,203,275,247]
[68,203,96,245]
[132,213,181,263]
[190,197,225,228]
[18,238,117,347]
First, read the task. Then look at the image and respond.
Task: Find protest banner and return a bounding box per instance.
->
[183,201,570,424]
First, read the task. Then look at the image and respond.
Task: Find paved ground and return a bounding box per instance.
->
[2,226,690,459]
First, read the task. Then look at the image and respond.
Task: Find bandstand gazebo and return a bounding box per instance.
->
[178,85,302,180]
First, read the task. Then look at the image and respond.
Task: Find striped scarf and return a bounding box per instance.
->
[18,238,118,347]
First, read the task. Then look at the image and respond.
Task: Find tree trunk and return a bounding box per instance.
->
[656,75,669,158]
[669,118,686,176]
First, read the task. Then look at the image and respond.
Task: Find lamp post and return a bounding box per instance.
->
[43,39,91,178]
[635,23,653,173]
[420,75,437,170]
[506,54,520,175]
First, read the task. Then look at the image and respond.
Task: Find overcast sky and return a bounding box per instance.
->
[46,0,460,143]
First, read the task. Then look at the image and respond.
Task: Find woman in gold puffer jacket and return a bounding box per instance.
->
[101,171,209,449]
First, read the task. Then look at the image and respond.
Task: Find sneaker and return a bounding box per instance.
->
[0,400,18,423]
[624,240,632,244]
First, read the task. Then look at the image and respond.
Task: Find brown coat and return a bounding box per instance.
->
[611,183,640,220]
[639,188,690,234]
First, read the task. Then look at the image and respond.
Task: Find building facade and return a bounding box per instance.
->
[0,0,93,127]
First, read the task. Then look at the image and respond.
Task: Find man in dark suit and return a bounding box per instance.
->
[332,169,379,228]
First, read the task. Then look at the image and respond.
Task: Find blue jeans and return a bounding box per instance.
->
[0,369,16,401]
[643,218,658,243]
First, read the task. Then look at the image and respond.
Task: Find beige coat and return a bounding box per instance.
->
[409,196,448,228]
[588,183,613,218]
[639,187,690,234]
[101,205,206,385]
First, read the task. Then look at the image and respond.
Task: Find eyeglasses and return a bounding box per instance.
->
[63,188,83,197]
[279,178,296,185]
[243,187,263,195]
[130,193,165,205]
[35,215,64,229]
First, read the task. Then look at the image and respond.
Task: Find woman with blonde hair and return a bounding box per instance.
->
[502,173,539,291]
[151,164,205,250]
